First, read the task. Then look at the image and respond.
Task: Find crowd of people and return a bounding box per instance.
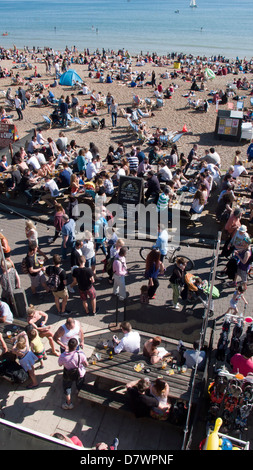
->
[0,45,253,447]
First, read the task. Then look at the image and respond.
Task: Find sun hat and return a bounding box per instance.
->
[239,225,247,233]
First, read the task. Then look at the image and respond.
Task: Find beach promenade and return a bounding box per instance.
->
[1,208,253,451]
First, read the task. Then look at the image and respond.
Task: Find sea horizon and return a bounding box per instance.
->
[0,0,252,60]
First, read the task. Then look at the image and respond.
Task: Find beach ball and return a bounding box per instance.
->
[220,438,233,450]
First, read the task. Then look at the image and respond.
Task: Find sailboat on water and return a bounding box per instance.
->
[190,0,197,7]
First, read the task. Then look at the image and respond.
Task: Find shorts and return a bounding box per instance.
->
[35,348,46,360]
[79,285,96,301]
[63,375,85,396]
[29,272,46,289]
[53,287,69,299]
[237,268,248,283]
[230,299,238,310]
[85,256,96,268]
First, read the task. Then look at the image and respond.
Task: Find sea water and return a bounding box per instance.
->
[0,0,252,59]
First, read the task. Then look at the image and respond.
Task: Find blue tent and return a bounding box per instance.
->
[59,69,83,86]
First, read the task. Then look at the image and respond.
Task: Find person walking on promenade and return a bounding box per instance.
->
[169,257,187,309]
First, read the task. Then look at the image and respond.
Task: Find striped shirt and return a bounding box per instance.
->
[157,192,169,212]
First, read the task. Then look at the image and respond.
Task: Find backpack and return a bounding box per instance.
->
[21,256,29,274]
[46,267,63,292]
[63,352,80,381]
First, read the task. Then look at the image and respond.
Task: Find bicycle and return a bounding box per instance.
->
[139,244,195,273]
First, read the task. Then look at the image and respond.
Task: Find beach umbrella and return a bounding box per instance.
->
[205,68,215,79]
[59,69,83,86]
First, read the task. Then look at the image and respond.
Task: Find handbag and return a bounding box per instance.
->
[63,352,80,381]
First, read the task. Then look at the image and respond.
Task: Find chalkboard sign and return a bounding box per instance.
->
[117,175,144,217]
[215,110,243,142]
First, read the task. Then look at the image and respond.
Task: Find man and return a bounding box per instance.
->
[157,160,172,182]
[186,143,199,171]
[145,170,160,204]
[59,99,69,128]
[230,343,253,377]
[0,300,13,324]
[86,157,97,180]
[204,147,221,166]
[46,254,69,315]
[70,256,98,315]
[41,175,60,208]
[56,132,68,152]
[14,94,23,120]
[53,317,84,353]
[153,224,169,265]
[27,136,40,155]
[232,161,248,178]
[58,337,88,410]
[179,340,206,371]
[61,215,76,260]
[127,150,139,172]
[71,93,79,117]
[113,321,140,354]
[18,86,28,109]
[247,139,253,164]
[26,244,49,294]
[57,162,71,188]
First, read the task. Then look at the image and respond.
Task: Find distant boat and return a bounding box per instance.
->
[2,32,8,36]
[175,9,179,13]
[190,0,197,7]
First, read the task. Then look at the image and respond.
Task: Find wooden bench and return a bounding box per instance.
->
[78,383,130,412]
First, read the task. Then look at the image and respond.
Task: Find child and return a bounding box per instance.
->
[225,285,248,315]
[140,285,149,304]
[11,331,38,388]
[28,327,47,369]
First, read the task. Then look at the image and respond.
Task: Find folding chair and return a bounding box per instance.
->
[42,115,52,128]
[236,101,244,111]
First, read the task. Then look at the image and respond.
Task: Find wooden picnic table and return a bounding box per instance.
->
[80,343,204,405]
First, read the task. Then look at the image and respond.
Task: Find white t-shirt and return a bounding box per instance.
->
[81,240,95,260]
[0,301,13,324]
[232,164,246,178]
[86,162,97,180]
[114,331,141,354]
[27,155,41,170]
[45,179,59,196]
[159,166,172,181]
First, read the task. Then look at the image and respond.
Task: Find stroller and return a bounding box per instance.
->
[183,273,219,316]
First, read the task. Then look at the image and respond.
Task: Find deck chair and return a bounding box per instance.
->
[42,115,52,128]
[127,117,139,134]
[236,101,244,111]
[73,117,89,130]
[131,110,140,122]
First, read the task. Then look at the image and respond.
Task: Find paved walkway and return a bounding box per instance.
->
[1,210,253,450]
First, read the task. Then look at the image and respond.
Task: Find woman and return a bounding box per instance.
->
[234,241,252,287]
[169,257,187,309]
[48,203,65,244]
[150,378,171,411]
[0,233,11,260]
[190,190,205,215]
[143,336,171,365]
[11,330,38,388]
[26,305,60,356]
[145,249,162,299]
[25,219,47,260]
[0,259,20,307]
[70,173,80,195]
